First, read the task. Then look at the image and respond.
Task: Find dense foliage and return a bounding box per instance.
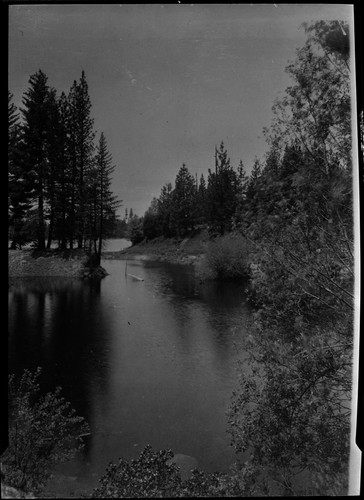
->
[198,232,251,281]
[91,445,264,498]
[2,368,89,494]
[226,20,355,495]
[8,70,121,261]
[91,446,182,498]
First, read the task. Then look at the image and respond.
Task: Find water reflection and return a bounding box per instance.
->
[8,259,252,496]
[136,261,249,366]
[8,277,111,444]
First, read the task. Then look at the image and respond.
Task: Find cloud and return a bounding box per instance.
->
[123,65,153,93]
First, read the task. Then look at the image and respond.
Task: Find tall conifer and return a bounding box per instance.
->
[21,70,52,249]
[8,92,30,248]
[92,132,122,262]
[68,71,95,248]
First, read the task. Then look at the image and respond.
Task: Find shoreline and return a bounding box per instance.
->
[102,230,209,267]
[101,250,202,266]
[8,231,209,277]
[8,249,107,279]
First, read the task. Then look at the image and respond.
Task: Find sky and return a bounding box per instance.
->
[8,3,354,217]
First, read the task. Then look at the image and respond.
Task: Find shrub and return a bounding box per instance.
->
[127,216,144,246]
[91,445,182,498]
[92,445,264,498]
[198,232,251,280]
[2,368,90,494]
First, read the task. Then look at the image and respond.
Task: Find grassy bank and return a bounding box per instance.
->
[8,249,107,279]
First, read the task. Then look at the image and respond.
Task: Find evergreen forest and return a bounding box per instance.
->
[8,70,121,264]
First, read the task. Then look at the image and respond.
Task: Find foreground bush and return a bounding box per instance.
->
[91,446,182,498]
[1,368,90,494]
[91,445,264,498]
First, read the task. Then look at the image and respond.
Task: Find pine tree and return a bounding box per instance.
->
[44,88,65,248]
[158,183,174,237]
[143,197,163,240]
[232,160,248,230]
[8,92,33,248]
[91,132,122,263]
[245,158,262,201]
[196,173,207,226]
[20,70,53,249]
[171,163,197,236]
[53,91,73,249]
[68,71,95,249]
[206,143,239,235]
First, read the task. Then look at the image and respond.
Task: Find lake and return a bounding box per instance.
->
[8,240,252,497]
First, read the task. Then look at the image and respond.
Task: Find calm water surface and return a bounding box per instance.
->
[8,242,252,496]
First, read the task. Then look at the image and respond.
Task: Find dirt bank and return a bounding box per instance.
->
[102,229,209,266]
[8,249,107,278]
